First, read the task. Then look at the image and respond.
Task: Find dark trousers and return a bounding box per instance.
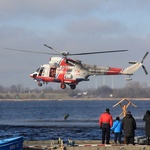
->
[147,136,150,145]
[114,133,122,144]
[102,127,110,144]
[125,136,134,145]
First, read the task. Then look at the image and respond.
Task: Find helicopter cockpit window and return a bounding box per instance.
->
[66,59,77,66]
[38,67,44,76]
[67,69,72,72]
[36,68,40,72]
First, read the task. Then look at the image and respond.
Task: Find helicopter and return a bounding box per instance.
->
[4,45,149,90]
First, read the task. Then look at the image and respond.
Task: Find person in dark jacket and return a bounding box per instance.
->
[122,111,136,145]
[111,117,122,144]
[143,110,150,145]
[99,108,113,144]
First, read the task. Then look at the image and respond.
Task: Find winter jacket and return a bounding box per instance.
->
[99,112,113,127]
[111,120,122,133]
[122,114,136,137]
[143,112,150,136]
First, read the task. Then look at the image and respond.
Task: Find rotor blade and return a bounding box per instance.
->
[142,65,148,75]
[4,46,128,57]
[68,49,128,56]
[129,61,137,64]
[44,44,61,54]
[141,52,149,63]
[44,44,128,56]
[3,48,57,55]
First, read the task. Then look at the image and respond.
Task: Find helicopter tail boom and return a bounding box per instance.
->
[121,62,142,75]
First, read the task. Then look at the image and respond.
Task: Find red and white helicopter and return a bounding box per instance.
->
[5,45,149,89]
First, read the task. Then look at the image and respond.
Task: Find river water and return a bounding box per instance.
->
[0,100,149,141]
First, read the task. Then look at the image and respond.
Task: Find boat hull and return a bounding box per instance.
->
[0,136,23,150]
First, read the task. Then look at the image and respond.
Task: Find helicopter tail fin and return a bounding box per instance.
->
[122,52,149,75]
[122,62,142,75]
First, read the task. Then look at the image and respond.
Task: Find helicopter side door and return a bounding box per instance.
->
[37,65,50,77]
[49,67,56,78]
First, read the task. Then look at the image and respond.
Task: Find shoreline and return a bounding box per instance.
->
[23,140,150,150]
[0,97,150,101]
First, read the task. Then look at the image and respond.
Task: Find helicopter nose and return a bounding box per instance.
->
[30,73,37,78]
[30,73,33,78]
[33,74,37,78]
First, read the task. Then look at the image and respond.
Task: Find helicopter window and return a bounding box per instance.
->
[67,69,72,72]
[50,68,56,78]
[36,68,40,72]
[66,59,76,66]
[39,67,44,76]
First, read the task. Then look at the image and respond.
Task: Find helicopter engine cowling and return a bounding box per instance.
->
[49,57,62,67]
[64,74,72,79]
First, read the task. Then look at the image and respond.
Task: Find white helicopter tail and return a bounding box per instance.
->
[122,62,142,75]
[122,52,149,75]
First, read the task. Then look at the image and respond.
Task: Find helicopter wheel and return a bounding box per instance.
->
[38,83,42,87]
[60,83,66,89]
[70,84,76,90]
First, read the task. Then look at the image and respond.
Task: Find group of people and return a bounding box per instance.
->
[99,108,150,145]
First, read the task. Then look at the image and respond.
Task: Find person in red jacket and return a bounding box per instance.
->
[99,108,113,144]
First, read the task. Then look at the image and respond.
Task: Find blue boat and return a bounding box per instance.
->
[0,137,23,150]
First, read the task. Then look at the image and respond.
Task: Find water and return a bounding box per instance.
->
[0,100,149,141]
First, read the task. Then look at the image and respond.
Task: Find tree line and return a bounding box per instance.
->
[0,81,150,99]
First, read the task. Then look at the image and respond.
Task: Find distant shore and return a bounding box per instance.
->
[0,97,150,101]
[1,92,150,101]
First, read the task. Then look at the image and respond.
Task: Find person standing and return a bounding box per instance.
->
[143,110,150,145]
[99,108,113,144]
[111,117,122,144]
[122,111,136,145]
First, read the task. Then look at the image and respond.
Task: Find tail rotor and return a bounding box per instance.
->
[127,51,149,76]
[142,65,148,75]
[141,52,149,63]
[141,52,149,75]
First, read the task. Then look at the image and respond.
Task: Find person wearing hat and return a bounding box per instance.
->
[143,110,150,145]
[111,117,122,144]
[122,111,136,145]
[99,108,113,144]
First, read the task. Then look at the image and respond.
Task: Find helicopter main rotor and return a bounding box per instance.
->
[44,44,128,57]
[4,44,128,57]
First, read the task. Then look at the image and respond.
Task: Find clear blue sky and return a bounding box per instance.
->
[0,0,150,90]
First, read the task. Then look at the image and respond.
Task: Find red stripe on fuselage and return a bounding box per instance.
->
[35,76,78,84]
[106,67,122,75]
[36,76,57,82]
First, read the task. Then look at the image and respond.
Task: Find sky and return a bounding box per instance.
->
[0,0,150,90]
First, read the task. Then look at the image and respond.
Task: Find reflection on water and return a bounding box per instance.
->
[0,100,149,141]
